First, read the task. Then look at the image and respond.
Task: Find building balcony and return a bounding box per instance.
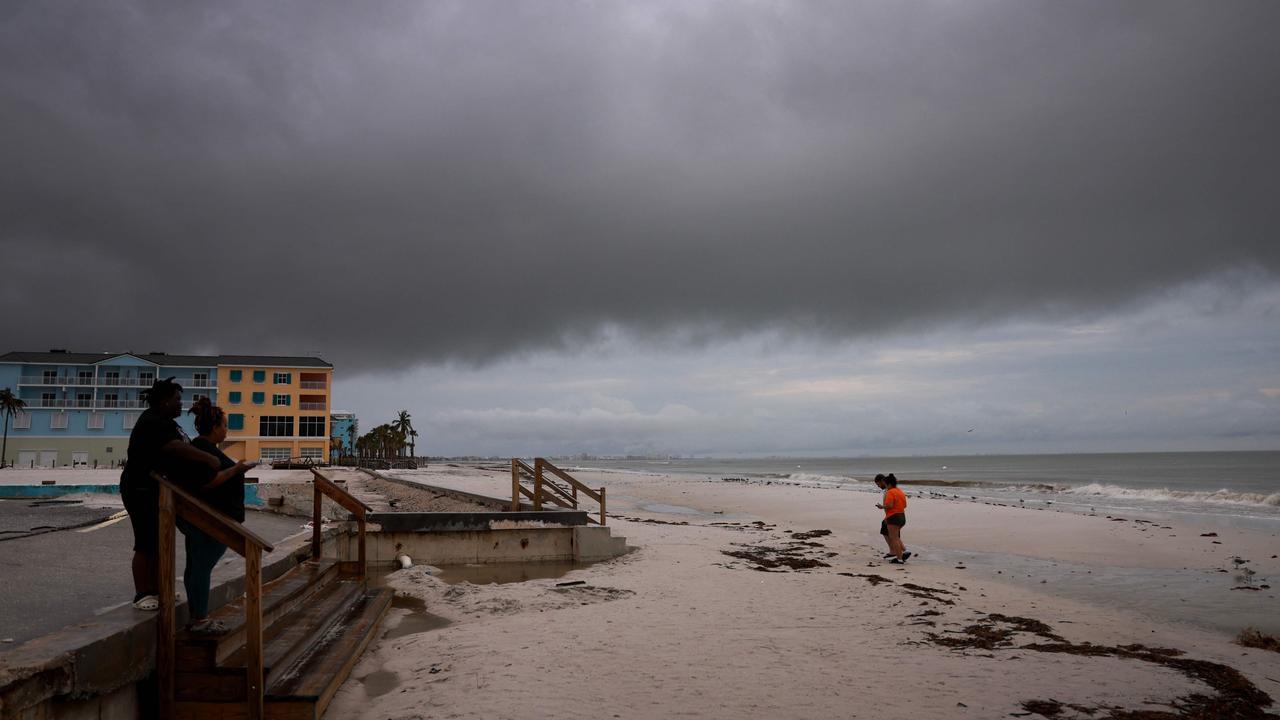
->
[97,399,148,409]
[23,398,151,410]
[19,376,96,386]
[17,376,216,388]
[299,381,327,390]
[299,402,326,411]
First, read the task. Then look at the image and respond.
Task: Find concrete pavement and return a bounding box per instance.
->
[0,503,308,646]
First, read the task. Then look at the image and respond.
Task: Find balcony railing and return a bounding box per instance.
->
[298,402,326,410]
[17,376,216,388]
[19,376,95,386]
[21,398,172,410]
[299,381,327,390]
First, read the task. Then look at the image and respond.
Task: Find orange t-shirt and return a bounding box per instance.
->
[883,487,907,518]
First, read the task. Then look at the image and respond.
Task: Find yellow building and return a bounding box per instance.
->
[216,356,333,462]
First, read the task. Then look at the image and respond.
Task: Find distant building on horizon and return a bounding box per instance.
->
[330,411,357,457]
[0,350,333,468]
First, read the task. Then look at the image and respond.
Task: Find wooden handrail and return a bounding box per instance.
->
[510,459,607,525]
[309,468,371,580]
[538,459,603,503]
[153,472,273,720]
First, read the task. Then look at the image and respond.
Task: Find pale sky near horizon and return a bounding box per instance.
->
[3,1,1278,455]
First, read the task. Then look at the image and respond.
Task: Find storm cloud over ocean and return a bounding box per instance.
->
[3,1,1278,454]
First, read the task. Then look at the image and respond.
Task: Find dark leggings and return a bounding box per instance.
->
[179,521,228,619]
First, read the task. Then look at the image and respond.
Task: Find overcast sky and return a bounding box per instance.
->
[3,1,1278,455]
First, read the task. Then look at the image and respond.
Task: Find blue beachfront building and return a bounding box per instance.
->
[0,351,218,468]
[0,350,332,468]
[330,412,358,457]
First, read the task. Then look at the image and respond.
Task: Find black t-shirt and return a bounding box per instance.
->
[120,408,185,492]
[190,438,246,523]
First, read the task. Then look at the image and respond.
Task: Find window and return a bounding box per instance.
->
[139,371,154,385]
[104,370,120,385]
[260,447,292,461]
[229,370,242,382]
[229,391,241,404]
[13,413,30,429]
[41,392,55,407]
[299,417,326,437]
[50,412,69,429]
[76,392,91,407]
[299,447,324,459]
[190,393,207,404]
[193,372,209,386]
[259,416,294,437]
[252,370,265,383]
[42,370,56,383]
[252,392,265,405]
[88,413,105,430]
[272,394,291,407]
[103,393,118,408]
[78,370,93,384]
[228,413,244,431]
[273,372,292,385]
[123,413,139,430]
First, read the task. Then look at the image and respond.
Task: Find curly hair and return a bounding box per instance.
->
[883,473,898,488]
[141,377,183,409]
[188,396,226,436]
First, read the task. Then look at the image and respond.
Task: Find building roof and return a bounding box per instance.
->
[0,351,332,368]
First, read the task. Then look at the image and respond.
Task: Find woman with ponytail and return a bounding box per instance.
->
[181,397,256,633]
[875,473,911,564]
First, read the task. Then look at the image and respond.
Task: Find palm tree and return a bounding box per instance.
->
[409,429,418,459]
[391,410,413,458]
[0,388,26,469]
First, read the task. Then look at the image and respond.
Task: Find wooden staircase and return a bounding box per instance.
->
[511,458,607,525]
[155,470,391,719]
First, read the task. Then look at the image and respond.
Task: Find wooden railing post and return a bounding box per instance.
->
[157,483,177,719]
[310,469,374,577]
[511,460,520,511]
[312,484,322,560]
[599,486,606,526]
[356,512,367,581]
[533,459,544,511]
[245,546,264,720]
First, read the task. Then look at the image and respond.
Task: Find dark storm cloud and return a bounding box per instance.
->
[3,1,1278,371]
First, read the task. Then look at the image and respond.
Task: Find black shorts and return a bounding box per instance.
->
[121,484,159,554]
[879,513,906,535]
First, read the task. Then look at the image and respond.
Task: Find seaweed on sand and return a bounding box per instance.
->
[930,616,1276,719]
[1235,628,1280,654]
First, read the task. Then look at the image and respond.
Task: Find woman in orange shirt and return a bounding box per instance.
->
[876,473,911,564]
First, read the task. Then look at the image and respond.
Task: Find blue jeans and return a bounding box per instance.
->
[178,520,227,619]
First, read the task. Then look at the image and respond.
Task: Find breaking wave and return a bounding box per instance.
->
[1063,483,1280,508]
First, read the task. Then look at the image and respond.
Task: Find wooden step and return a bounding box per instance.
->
[265,587,393,719]
[174,580,364,702]
[172,588,392,720]
[177,558,340,668]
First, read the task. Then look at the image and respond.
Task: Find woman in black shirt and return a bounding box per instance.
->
[183,398,255,633]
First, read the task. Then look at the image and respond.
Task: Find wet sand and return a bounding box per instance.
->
[326,464,1280,719]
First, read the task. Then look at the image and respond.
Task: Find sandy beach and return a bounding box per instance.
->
[321,464,1280,719]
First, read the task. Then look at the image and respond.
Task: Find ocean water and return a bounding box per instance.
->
[568,452,1280,634]
[567,452,1280,526]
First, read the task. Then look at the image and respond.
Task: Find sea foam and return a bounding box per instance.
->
[1063,483,1280,508]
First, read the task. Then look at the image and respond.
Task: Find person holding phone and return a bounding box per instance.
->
[875,473,911,564]
[122,378,221,611]
[182,398,256,633]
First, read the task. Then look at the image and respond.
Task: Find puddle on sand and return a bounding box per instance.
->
[382,595,452,640]
[360,669,401,698]
[434,559,590,585]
